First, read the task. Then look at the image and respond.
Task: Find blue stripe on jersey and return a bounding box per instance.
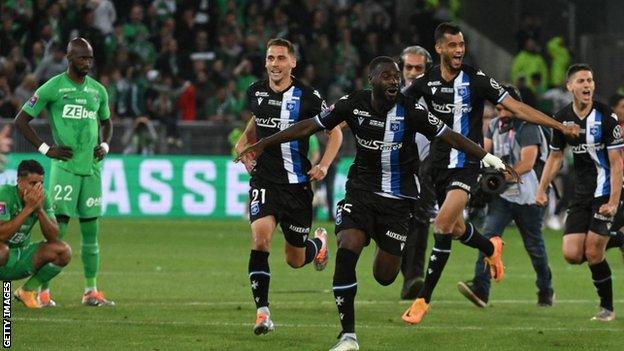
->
[449,71,471,168]
[390,104,406,195]
[288,87,307,182]
[280,87,306,183]
[593,110,611,196]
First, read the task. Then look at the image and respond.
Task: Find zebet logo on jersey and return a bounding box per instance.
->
[62,104,97,120]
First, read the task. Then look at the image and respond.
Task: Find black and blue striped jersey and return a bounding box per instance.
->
[550,101,624,198]
[404,64,508,169]
[247,77,325,184]
[314,90,447,199]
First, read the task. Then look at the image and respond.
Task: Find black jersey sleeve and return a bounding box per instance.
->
[473,70,509,104]
[410,103,448,140]
[549,112,566,151]
[313,95,350,130]
[303,88,327,119]
[602,108,624,150]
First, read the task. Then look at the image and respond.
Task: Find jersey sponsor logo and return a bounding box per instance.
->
[61,104,97,119]
[0,202,5,215]
[255,91,269,97]
[26,94,38,108]
[369,120,385,128]
[353,109,371,117]
[570,142,605,154]
[355,135,402,151]
[427,81,441,86]
[85,197,102,207]
[58,87,75,93]
[75,98,87,105]
[431,101,472,114]
[288,224,311,234]
[255,117,294,129]
[385,230,407,242]
[431,87,438,95]
[490,78,501,90]
[268,99,281,106]
[441,87,454,93]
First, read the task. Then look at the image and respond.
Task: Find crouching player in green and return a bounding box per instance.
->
[1,160,71,308]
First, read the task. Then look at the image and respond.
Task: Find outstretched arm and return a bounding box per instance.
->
[235,118,322,162]
[308,126,343,181]
[439,128,519,180]
[501,96,579,137]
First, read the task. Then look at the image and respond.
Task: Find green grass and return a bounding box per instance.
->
[9,219,624,350]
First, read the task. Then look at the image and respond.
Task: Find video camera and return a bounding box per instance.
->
[479,168,507,195]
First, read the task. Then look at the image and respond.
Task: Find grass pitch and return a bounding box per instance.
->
[9,219,624,350]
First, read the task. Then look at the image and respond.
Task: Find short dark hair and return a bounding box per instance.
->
[434,22,462,43]
[266,38,295,56]
[368,56,397,73]
[609,94,624,108]
[17,160,44,177]
[566,63,593,80]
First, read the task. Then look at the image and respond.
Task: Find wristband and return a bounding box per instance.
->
[100,142,110,154]
[38,142,50,155]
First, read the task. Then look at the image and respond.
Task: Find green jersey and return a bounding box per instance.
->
[0,185,55,248]
[22,72,110,175]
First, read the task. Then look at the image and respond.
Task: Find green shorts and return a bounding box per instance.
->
[0,243,40,280]
[49,162,102,218]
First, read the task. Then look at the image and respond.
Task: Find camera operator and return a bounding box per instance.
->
[457,85,554,307]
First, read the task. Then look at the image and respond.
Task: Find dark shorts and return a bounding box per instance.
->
[249,178,313,247]
[564,195,622,236]
[432,165,480,206]
[335,189,411,256]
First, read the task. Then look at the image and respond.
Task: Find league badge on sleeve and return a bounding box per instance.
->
[26,94,39,108]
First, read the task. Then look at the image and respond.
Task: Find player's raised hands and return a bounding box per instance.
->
[561,123,580,138]
[308,164,328,181]
[47,145,73,160]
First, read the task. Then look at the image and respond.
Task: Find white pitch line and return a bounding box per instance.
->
[10,317,621,333]
[126,299,624,307]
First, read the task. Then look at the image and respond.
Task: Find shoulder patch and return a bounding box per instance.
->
[613,125,622,139]
[489,78,501,90]
[427,112,443,128]
[26,93,39,108]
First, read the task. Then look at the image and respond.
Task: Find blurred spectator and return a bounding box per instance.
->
[122,116,158,155]
[511,38,548,92]
[609,94,624,126]
[0,124,12,172]
[13,73,37,106]
[33,42,67,83]
[77,6,106,74]
[542,83,572,115]
[0,74,17,119]
[546,37,571,88]
[516,13,542,51]
[92,0,116,35]
[123,4,149,44]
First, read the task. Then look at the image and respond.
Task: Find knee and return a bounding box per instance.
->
[251,234,271,252]
[433,217,453,234]
[563,252,584,265]
[373,271,397,286]
[0,244,9,266]
[56,242,72,266]
[285,255,304,269]
[584,247,604,265]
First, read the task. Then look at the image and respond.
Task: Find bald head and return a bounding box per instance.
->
[67,37,93,78]
[67,37,92,53]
